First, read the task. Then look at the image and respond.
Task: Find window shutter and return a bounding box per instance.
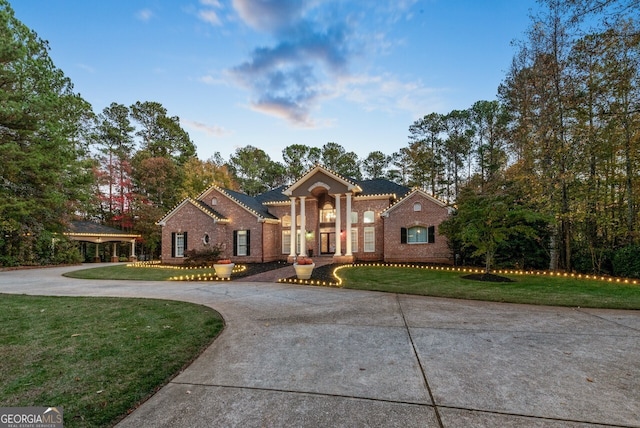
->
[233,231,238,256]
[400,227,407,244]
[246,230,250,256]
[428,226,435,243]
[183,232,188,251]
[171,232,176,257]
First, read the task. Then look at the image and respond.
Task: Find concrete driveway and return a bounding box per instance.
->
[0,264,638,427]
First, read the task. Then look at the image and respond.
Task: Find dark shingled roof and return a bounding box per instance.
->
[255,185,289,204]
[222,188,279,219]
[193,199,228,220]
[69,221,139,236]
[254,179,410,204]
[356,179,411,198]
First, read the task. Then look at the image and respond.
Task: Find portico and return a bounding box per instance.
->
[282,166,361,263]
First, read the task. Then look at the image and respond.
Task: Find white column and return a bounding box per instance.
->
[112,242,118,261]
[131,239,136,258]
[334,193,342,256]
[299,196,307,257]
[290,197,297,256]
[345,192,352,256]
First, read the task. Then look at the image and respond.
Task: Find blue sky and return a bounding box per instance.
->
[12,0,539,163]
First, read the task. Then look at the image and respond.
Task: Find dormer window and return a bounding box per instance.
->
[211,197,218,206]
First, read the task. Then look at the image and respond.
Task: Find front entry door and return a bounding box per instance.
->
[320,232,335,254]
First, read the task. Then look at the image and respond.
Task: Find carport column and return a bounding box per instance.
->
[111,242,118,262]
[299,196,307,257]
[345,192,352,256]
[289,196,297,256]
[334,193,342,256]
[95,243,100,263]
[130,239,136,259]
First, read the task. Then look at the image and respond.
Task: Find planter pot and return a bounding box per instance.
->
[293,263,315,280]
[214,263,235,279]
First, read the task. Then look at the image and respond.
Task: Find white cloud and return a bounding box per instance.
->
[199,74,228,86]
[225,0,436,126]
[183,120,232,137]
[76,63,95,73]
[198,9,222,26]
[136,9,153,22]
[330,73,447,118]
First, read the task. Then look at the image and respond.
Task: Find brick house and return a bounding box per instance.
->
[157,165,453,264]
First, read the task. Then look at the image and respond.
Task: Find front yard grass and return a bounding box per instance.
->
[63,261,288,281]
[0,294,224,427]
[338,266,640,309]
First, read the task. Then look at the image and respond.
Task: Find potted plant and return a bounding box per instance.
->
[213,258,234,279]
[293,257,315,279]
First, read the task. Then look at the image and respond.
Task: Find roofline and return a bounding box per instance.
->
[380,188,448,217]
[156,198,228,226]
[354,193,397,201]
[282,165,362,196]
[64,232,140,239]
[216,188,275,221]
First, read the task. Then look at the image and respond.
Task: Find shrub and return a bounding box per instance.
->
[612,245,640,279]
[184,245,224,267]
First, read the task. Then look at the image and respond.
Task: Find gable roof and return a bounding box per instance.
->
[282,165,362,196]
[381,188,449,217]
[156,197,229,226]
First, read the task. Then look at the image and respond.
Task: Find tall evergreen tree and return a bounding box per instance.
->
[0,0,93,265]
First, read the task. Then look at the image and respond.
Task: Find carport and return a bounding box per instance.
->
[66,221,141,262]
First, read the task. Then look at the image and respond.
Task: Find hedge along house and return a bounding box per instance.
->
[157,165,453,265]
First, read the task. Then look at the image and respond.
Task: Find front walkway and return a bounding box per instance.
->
[0,265,638,427]
[241,256,335,282]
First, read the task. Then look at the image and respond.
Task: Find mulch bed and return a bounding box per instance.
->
[281,263,342,283]
[462,273,514,283]
[233,261,291,279]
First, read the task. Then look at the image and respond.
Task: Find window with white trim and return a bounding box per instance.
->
[175,232,185,257]
[236,230,248,256]
[351,228,358,252]
[351,211,358,224]
[364,227,375,252]
[413,202,422,211]
[282,230,291,254]
[401,226,435,244]
[408,226,428,243]
[320,203,335,223]
[363,210,375,223]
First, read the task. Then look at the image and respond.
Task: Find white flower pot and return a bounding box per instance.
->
[293,263,315,280]
[214,263,235,279]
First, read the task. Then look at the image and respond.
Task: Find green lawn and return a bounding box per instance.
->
[63,264,215,281]
[337,265,640,309]
[0,294,224,427]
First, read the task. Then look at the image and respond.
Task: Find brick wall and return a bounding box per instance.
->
[162,188,271,264]
[160,202,223,264]
[350,198,389,261]
[382,193,453,264]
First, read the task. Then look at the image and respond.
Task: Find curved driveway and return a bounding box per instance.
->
[1,265,638,427]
